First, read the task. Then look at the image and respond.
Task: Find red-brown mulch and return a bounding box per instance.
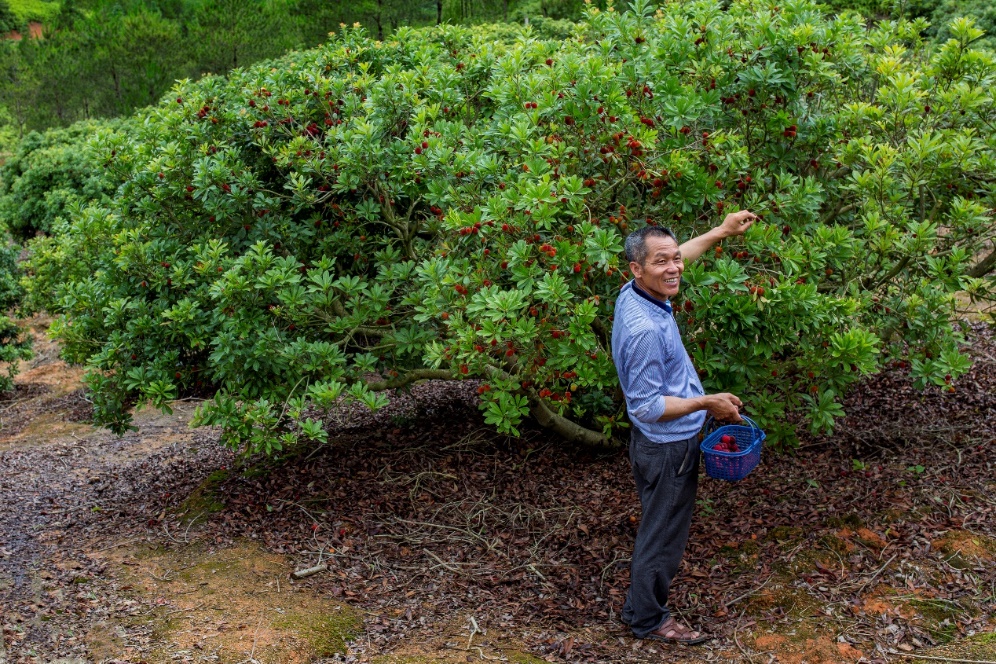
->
[1,325,994,662]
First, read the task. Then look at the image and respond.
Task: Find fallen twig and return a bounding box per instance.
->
[854,554,897,595]
[424,548,470,574]
[725,576,772,608]
[467,615,480,650]
[290,563,328,580]
[733,609,756,663]
[893,654,996,664]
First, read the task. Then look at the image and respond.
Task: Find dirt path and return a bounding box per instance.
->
[1,318,995,663]
[0,321,232,661]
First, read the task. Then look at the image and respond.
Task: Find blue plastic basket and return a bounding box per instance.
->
[699,416,765,482]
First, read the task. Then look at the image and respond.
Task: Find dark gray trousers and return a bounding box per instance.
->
[621,427,700,638]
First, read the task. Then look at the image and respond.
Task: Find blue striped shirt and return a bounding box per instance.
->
[611,280,706,443]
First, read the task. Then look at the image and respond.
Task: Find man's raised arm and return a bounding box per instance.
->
[678,210,758,263]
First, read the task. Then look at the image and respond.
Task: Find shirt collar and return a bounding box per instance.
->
[626,280,673,314]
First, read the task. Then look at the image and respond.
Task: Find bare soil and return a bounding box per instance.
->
[1,318,994,663]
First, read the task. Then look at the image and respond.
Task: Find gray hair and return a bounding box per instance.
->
[624,225,679,265]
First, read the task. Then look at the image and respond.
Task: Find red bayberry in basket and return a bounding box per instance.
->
[716,434,740,453]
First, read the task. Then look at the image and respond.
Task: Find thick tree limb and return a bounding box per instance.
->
[828,166,851,181]
[968,247,996,278]
[590,318,610,348]
[364,363,618,448]
[353,325,392,338]
[366,369,454,391]
[863,254,911,290]
[820,201,858,225]
[529,397,612,448]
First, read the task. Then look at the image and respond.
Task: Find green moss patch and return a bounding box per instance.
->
[744,579,823,620]
[176,469,229,520]
[94,540,359,663]
[274,607,361,657]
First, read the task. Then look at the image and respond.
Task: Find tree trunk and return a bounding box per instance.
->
[374,0,384,40]
[54,89,65,124]
[110,66,122,106]
[437,0,442,24]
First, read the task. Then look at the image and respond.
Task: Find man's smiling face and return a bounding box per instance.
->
[629,235,683,302]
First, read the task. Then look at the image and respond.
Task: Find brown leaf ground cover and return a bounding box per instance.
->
[0,319,994,663]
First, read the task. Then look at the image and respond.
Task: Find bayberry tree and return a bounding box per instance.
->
[26,0,996,453]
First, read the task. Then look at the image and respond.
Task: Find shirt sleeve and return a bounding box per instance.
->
[623,328,669,424]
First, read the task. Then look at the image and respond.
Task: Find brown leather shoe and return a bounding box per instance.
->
[643,617,710,645]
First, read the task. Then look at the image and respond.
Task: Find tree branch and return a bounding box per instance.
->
[862,254,912,290]
[968,247,996,278]
[820,201,858,225]
[354,325,392,338]
[590,317,610,348]
[529,397,613,448]
[366,369,454,391]
[872,255,911,289]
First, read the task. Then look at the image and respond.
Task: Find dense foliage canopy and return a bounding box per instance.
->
[23,0,996,453]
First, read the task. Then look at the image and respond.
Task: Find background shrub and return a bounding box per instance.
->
[0,119,122,237]
[0,0,21,33]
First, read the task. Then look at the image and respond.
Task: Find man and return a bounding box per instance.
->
[612,210,756,644]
